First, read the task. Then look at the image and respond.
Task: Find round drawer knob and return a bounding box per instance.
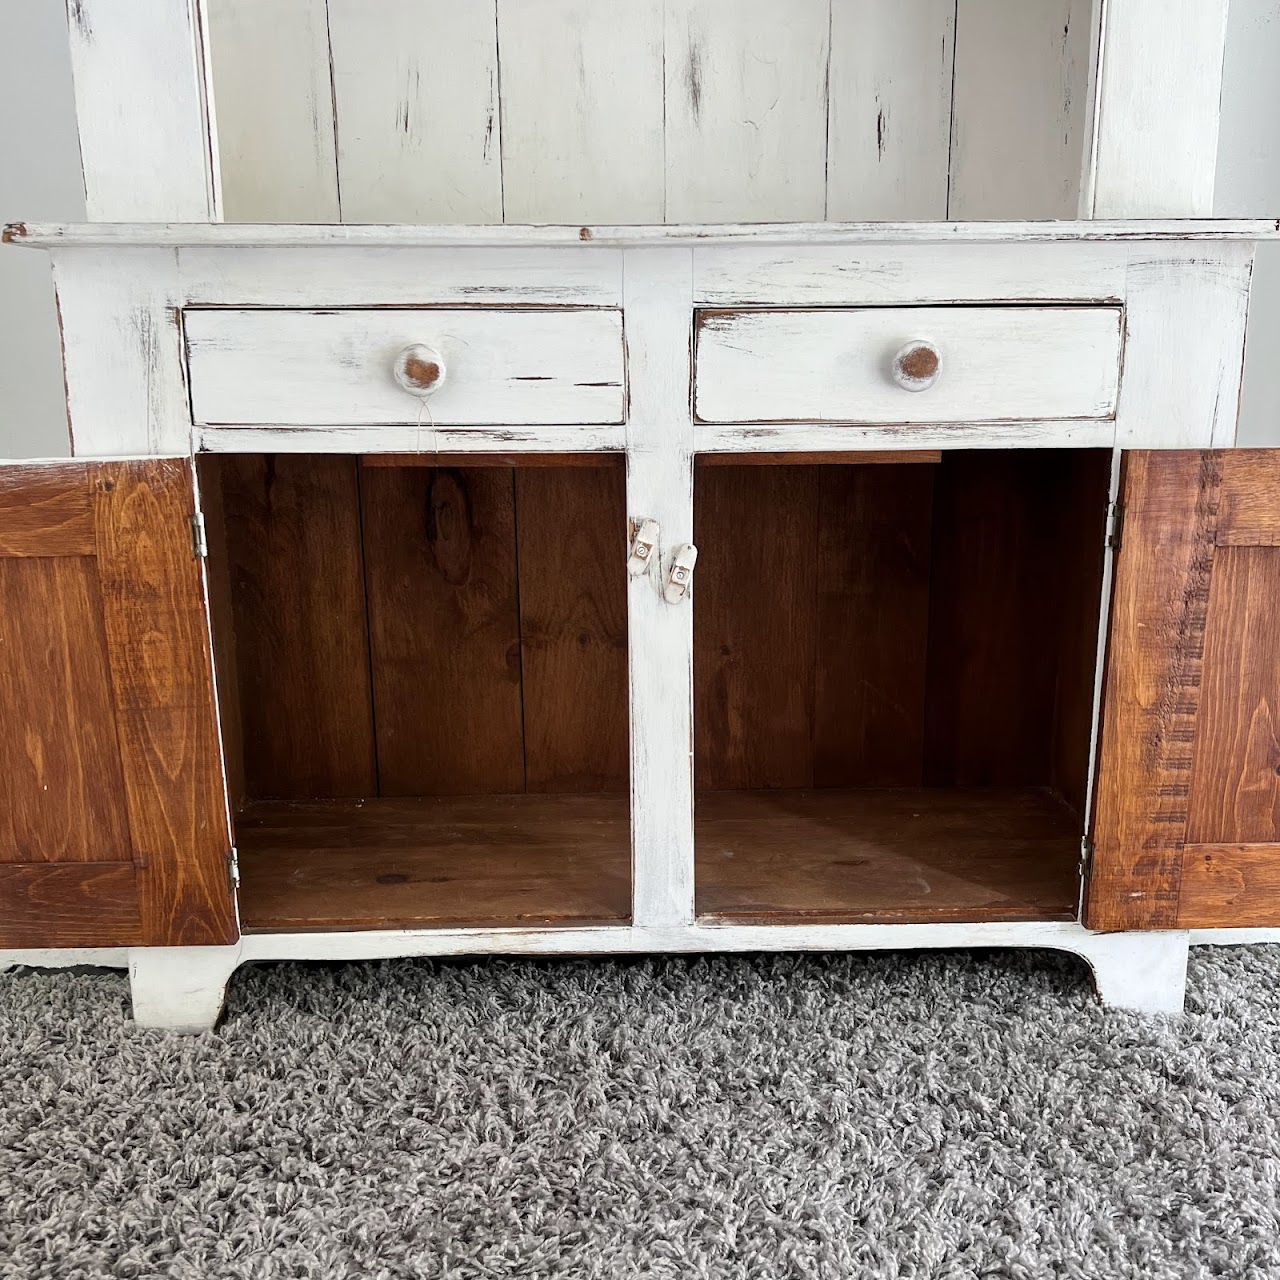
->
[891,340,941,392]
[393,344,447,397]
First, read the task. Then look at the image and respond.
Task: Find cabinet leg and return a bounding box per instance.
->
[128,945,242,1033]
[1076,931,1190,1014]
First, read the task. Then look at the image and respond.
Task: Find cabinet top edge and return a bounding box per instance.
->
[6,219,1280,251]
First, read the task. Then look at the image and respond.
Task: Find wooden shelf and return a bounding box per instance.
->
[237,794,631,933]
[695,788,1080,924]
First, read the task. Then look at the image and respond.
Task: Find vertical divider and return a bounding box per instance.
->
[624,247,696,928]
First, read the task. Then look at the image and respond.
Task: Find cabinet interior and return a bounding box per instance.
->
[200,447,1110,935]
[693,448,1112,924]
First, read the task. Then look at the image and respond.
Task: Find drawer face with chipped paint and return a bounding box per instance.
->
[184,307,626,427]
[693,305,1123,425]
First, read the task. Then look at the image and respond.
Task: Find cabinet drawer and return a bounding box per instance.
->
[694,306,1123,425]
[184,308,625,426]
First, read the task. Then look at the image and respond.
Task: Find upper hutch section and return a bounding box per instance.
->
[64,0,1231,226]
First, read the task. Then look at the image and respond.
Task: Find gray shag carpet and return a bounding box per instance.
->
[4,949,1280,1279]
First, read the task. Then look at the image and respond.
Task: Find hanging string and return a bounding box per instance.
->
[414,393,438,456]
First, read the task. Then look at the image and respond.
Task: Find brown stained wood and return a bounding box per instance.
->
[813,464,934,787]
[361,466,525,795]
[0,462,94,557]
[93,458,237,946]
[694,465,819,790]
[361,454,625,469]
[1177,843,1280,927]
[1086,452,1223,931]
[1047,450,1112,817]
[695,451,942,467]
[1186,546,1280,845]
[236,794,631,931]
[0,863,141,948]
[219,455,376,799]
[1215,449,1280,545]
[695,787,1079,924]
[923,452,1058,787]
[195,457,245,809]
[0,557,131,864]
[516,468,629,792]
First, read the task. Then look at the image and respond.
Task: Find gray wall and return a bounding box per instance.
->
[1,4,1277,456]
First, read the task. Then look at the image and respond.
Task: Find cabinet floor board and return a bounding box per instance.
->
[696,788,1080,924]
[237,794,631,932]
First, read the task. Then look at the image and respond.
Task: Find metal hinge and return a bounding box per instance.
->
[1079,834,1094,877]
[1106,500,1124,551]
[190,511,208,559]
[226,846,240,893]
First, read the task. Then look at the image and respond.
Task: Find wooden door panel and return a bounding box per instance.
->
[0,459,236,948]
[1087,450,1280,930]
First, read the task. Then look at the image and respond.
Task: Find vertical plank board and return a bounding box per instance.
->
[219,455,376,799]
[826,0,955,219]
[664,0,831,223]
[813,463,935,787]
[516,468,629,792]
[497,0,665,223]
[924,452,1058,787]
[1087,0,1228,216]
[0,556,132,863]
[694,466,819,791]
[360,465,524,796]
[205,0,340,221]
[949,0,1094,218]
[1185,546,1280,845]
[93,458,237,946]
[328,0,502,223]
[1047,450,1111,818]
[625,248,695,926]
[64,0,218,219]
[1086,452,1221,931]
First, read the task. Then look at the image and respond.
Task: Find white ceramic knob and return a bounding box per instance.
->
[393,344,447,396]
[891,340,941,392]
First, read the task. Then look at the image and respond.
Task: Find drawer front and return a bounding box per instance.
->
[694,306,1123,425]
[184,308,625,426]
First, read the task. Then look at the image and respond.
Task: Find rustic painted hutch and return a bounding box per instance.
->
[2,0,1278,1030]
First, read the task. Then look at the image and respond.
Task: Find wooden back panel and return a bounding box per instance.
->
[0,459,236,948]
[1086,450,1280,930]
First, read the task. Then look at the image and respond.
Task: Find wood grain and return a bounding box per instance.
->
[0,557,131,863]
[93,459,237,946]
[362,454,625,470]
[360,465,524,796]
[694,451,941,468]
[0,863,141,949]
[218,455,377,799]
[1185,547,1280,844]
[814,464,934,787]
[0,462,94,556]
[694,465,818,790]
[1177,844,1280,928]
[516,468,629,792]
[237,794,631,931]
[696,787,1079,924]
[1086,452,1222,930]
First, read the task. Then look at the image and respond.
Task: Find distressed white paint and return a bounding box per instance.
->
[184,307,626,427]
[826,0,955,220]
[50,249,191,456]
[1087,0,1230,217]
[1083,931,1190,1016]
[1114,247,1255,448]
[949,0,1095,219]
[497,0,665,224]
[13,222,1277,249]
[205,0,339,221]
[1190,929,1280,946]
[624,249,696,928]
[63,0,218,220]
[129,946,240,1034]
[0,948,129,972]
[694,420,1118,455]
[663,0,831,223]
[328,0,502,223]
[196,425,626,455]
[695,306,1122,425]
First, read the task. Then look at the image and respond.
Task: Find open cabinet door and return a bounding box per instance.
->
[1086,450,1280,930]
[0,459,236,948]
